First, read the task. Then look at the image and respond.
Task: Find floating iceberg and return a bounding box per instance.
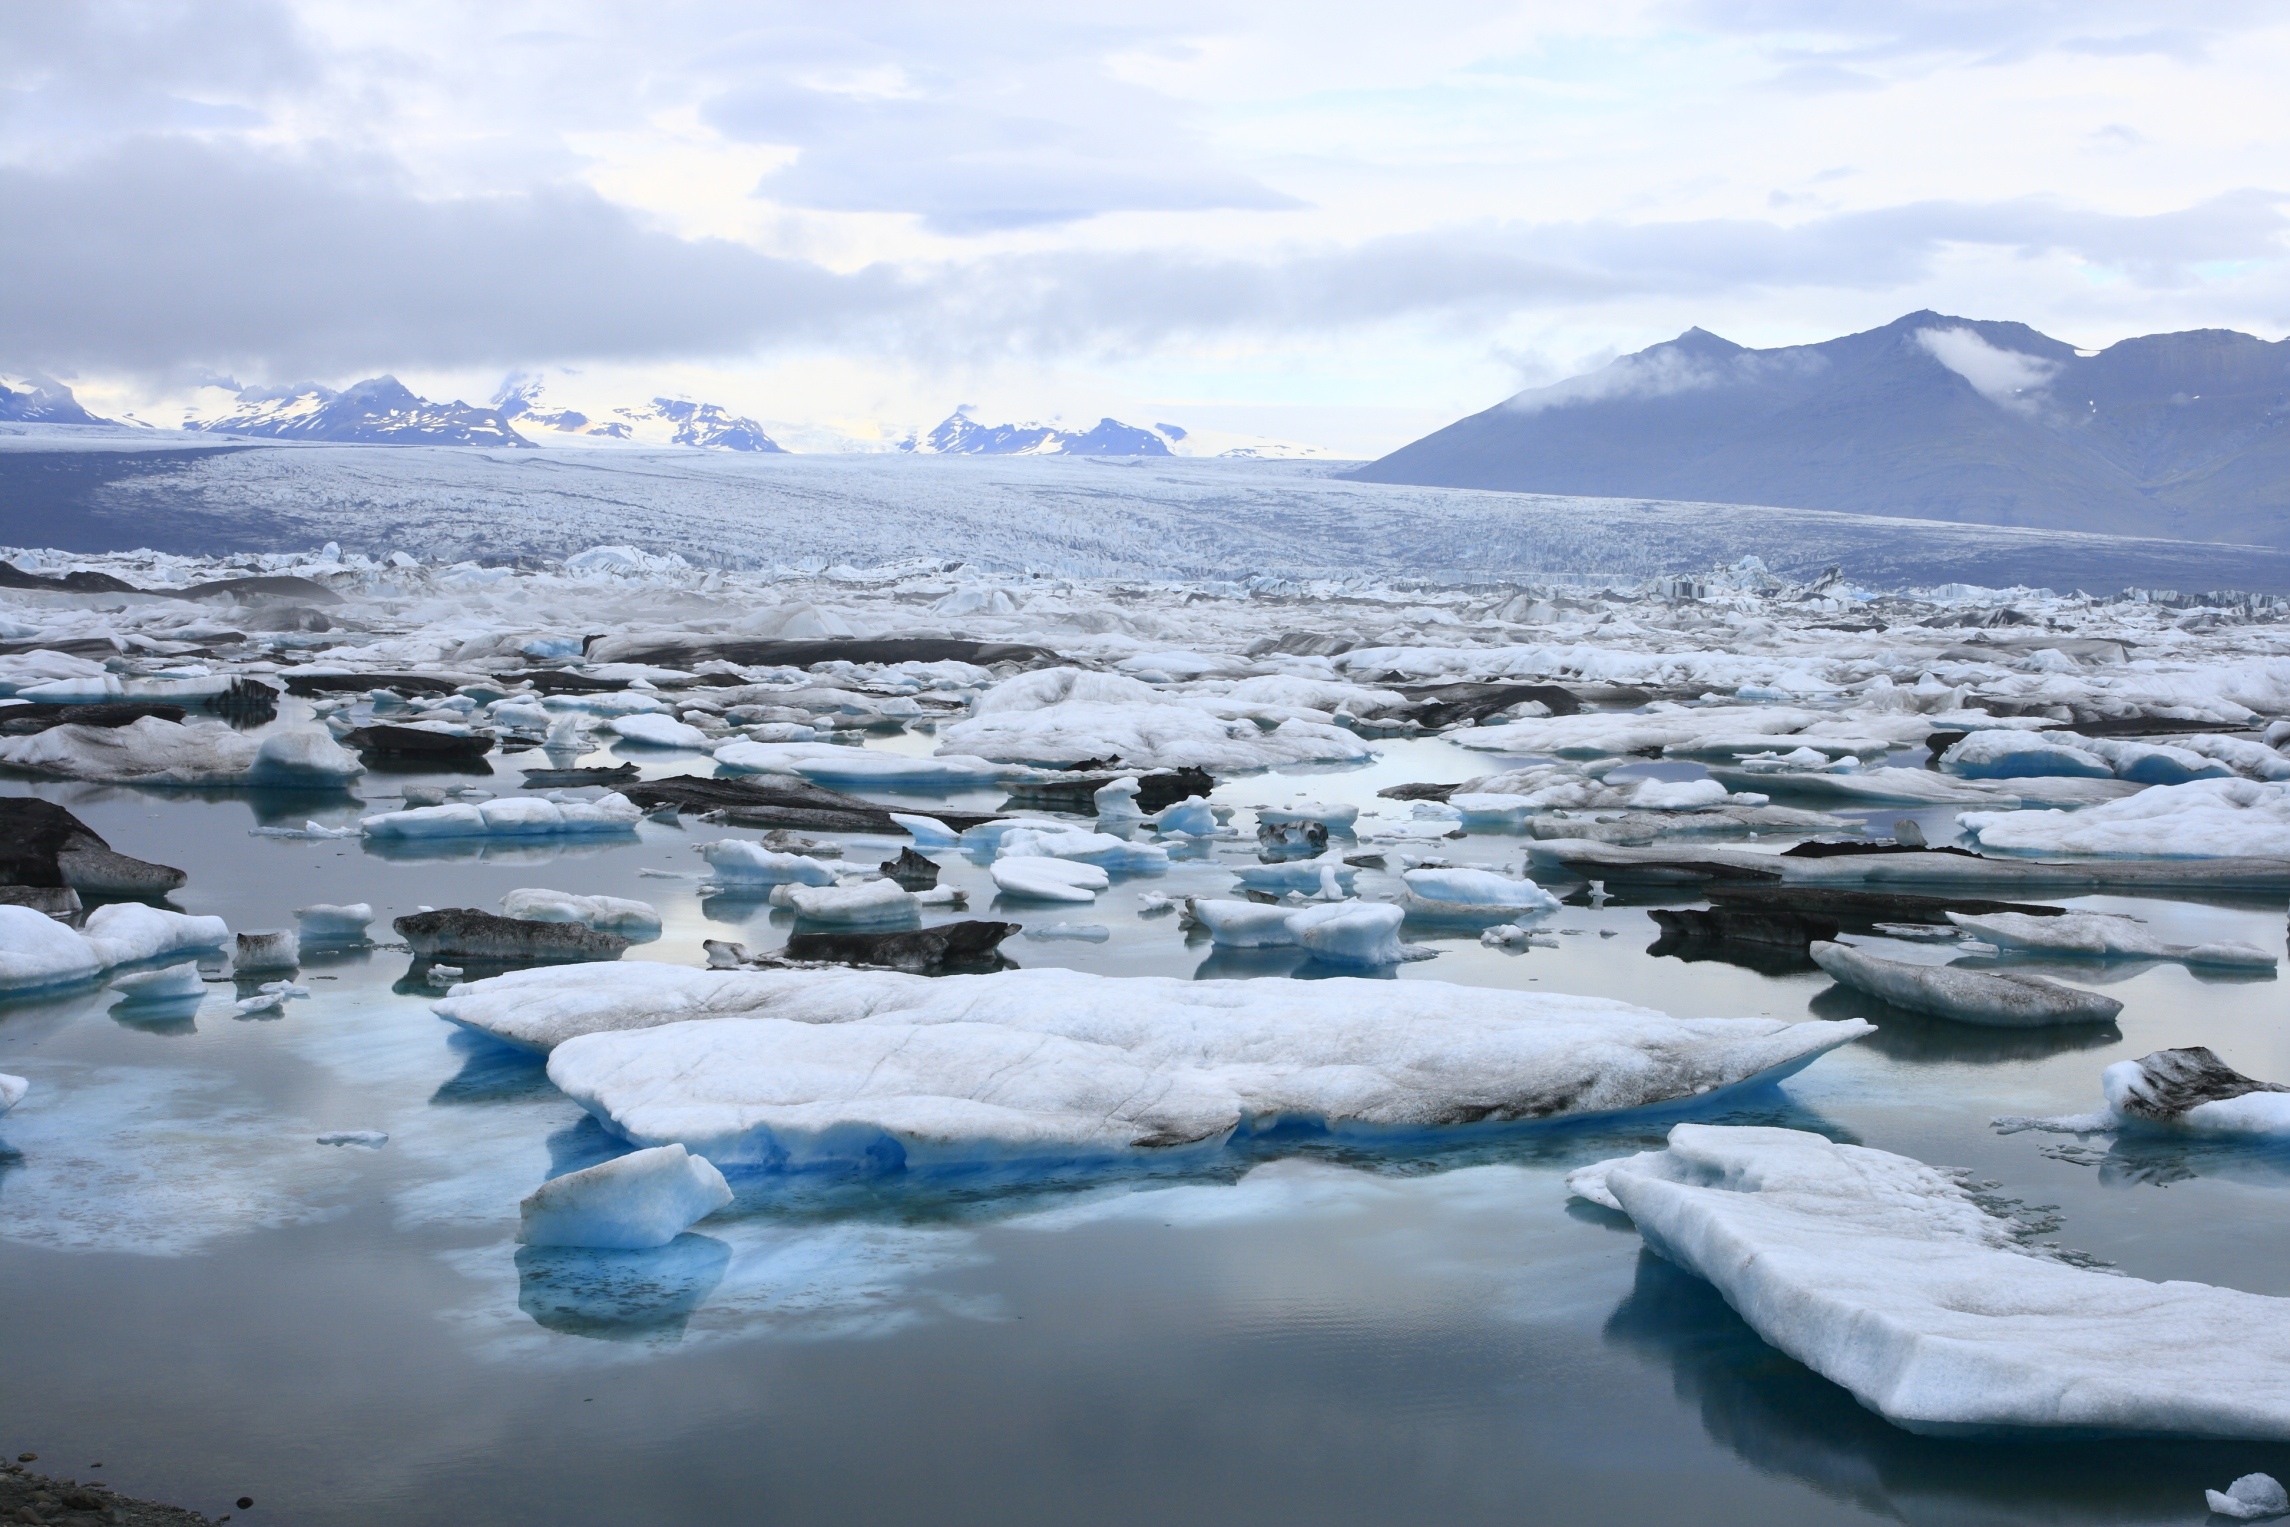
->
[1152,798,1217,836]
[890,812,958,847]
[1938,731,2114,780]
[234,929,300,972]
[1402,868,1561,919]
[939,667,1374,771]
[1571,1124,2290,1438]
[714,740,1011,785]
[990,857,1108,902]
[1960,778,2290,858]
[109,962,207,1002]
[294,903,374,942]
[0,720,362,788]
[1189,898,1405,966]
[994,827,1169,874]
[775,878,918,926]
[1230,855,1357,897]
[1944,910,2275,970]
[607,713,710,749]
[394,908,630,962]
[361,793,643,839]
[1810,940,2122,1026]
[481,965,1873,1167]
[518,1143,733,1250]
[2000,1048,2290,1142]
[2208,1474,2289,1520]
[0,902,229,995]
[501,889,663,938]
[0,1071,25,1115]
[698,840,838,886]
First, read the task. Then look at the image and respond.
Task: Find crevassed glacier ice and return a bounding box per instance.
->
[1571,1123,2290,1438]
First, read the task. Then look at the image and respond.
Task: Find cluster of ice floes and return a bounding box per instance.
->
[432,964,1870,1167]
[361,793,643,839]
[936,668,1375,770]
[1572,1124,2290,1438]
[1961,778,2290,857]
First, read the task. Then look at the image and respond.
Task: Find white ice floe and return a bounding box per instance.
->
[939,667,1374,771]
[361,792,643,839]
[991,856,1108,902]
[607,713,710,749]
[1231,855,1357,897]
[1810,940,2122,1026]
[1943,910,2275,969]
[109,963,207,1002]
[517,1143,733,1249]
[1190,899,1406,966]
[500,889,663,937]
[1257,802,1361,833]
[1629,777,1739,810]
[1458,705,1836,760]
[994,826,1169,874]
[0,1072,25,1115]
[1402,868,1562,919]
[698,840,837,886]
[437,964,1877,1166]
[1938,731,2114,780]
[2208,1474,2289,1520]
[1151,798,1217,836]
[249,820,362,841]
[1020,922,1111,942]
[1960,778,2290,858]
[0,720,363,788]
[774,878,918,926]
[294,903,374,942]
[0,903,230,996]
[713,739,1012,785]
[1570,1123,2290,1438]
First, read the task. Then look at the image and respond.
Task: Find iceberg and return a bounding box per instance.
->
[500,889,662,937]
[517,1143,733,1250]
[990,856,1107,902]
[1960,778,2290,858]
[890,812,958,846]
[361,792,643,839]
[294,903,374,943]
[1811,940,2122,1026]
[2208,1474,2289,1520]
[494,965,1872,1167]
[393,908,630,962]
[1572,1123,2290,1438]
[1152,798,1217,836]
[698,840,838,886]
[109,962,208,1002]
[1402,868,1561,918]
[2000,1048,2290,1142]
[994,826,1169,874]
[939,668,1374,771]
[234,929,300,972]
[1944,909,2275,969]
[1190,898,1405,966]
[0,902,229,995]
[0,1071,24,1115]
[714,740,1011,785]
[0,719,362,788]
[776,878,918,926]
[607,713,710,749]
[1230,855,1357,897]
[1938,731,2113,780]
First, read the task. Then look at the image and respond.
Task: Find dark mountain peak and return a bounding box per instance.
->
[1664,326,1744,357]
[913,410,1172,457]
[0,372,113,426]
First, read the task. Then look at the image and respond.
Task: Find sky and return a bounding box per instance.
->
[4,0,2288,454]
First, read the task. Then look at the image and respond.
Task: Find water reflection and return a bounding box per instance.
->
[2032,1133,2290,1191]
[514,1234,731,1343]
[428,1030,556,1107]
[107,994,203,1035]
[1807,986,2122,1065]
[1602,1250,2290,1523]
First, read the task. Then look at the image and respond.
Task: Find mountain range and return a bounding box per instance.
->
[1350,312,2290,546]
[492,379,784,451]
[905,408,1176,456]
[185,376,530,446]
[1,373,111,427]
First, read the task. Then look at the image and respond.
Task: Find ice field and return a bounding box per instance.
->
[6,540,2290,1522]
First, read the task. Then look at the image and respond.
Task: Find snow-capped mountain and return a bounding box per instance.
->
[495,378,785,451]
[0,373,113,426]
[186,377,530,445]
[907,408,1175,457]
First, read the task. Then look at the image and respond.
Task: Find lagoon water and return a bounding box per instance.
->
[4,722,2289,1525]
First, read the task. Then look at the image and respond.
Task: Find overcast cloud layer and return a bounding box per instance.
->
[4,1,2287,450]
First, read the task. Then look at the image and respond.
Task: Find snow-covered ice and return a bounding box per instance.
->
[698,840,838,886]
[1961,779,2290,858]
[0,720,363,788]
[0,903,230,995]
[362,793,643,839]
[499,889,663,937]
[1402,868,1562,919]
[1572,1124,2290,1437]
[990,857,1108,902]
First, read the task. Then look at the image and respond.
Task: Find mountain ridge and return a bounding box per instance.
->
[1349,312,2290,546]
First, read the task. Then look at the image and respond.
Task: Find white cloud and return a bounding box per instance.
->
[1913,325,2059,407]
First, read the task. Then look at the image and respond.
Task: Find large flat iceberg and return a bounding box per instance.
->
[432,963,1871,1167]
[1571,1123,2290,1438]
[0,720,362,788]
[1960,778,2290,859]
[0,902,229,995]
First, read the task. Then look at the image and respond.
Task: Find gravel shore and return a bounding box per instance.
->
[2,1458,221,1526]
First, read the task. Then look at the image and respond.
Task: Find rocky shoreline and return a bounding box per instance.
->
[3,1456,223,1526]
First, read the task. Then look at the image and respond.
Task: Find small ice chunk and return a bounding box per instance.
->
[991,857,1109,903]
[234,929,300,972]
[780,879,918,926]
[110,962,207,1002]
[914,886,968,907]
[1093,777,1143,820]
[317,1130,388,1149]
[1153,797,1217,836]
[995,827,1169,874]
[2207,1474,2289,1520]
[403,785,448,807]
[1022,922,1111,942]
[235,991,288,1015]
[501,889,663,937]
[295,903,374,942]
[0,1072,25,1116]
[517,1143,733,1249]
[890,812,958,847]
[608,713,710,749]
[699,840,837,886]
[424,964,464,987]
[1403,868,1561,916]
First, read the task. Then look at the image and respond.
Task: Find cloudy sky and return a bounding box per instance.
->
[4,1,2287,452]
